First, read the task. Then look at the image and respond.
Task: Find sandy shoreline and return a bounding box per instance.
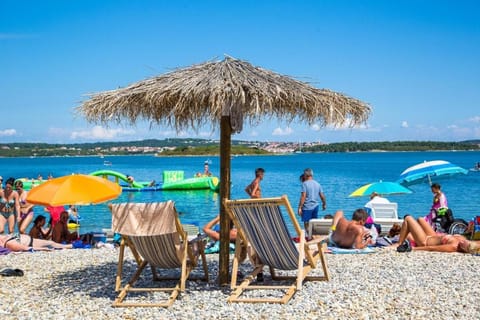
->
[0,248,479,319]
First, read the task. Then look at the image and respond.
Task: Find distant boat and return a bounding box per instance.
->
[103,160,112,166]
[470,162,480,172]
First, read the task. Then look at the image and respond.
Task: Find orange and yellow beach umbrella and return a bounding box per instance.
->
[26,174,122,206]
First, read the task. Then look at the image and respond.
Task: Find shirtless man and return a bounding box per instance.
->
[328,209,373,249]
[202,215,237,242]
[245,168,265,199]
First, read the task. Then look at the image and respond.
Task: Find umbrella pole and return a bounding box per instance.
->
[219,115,232,285]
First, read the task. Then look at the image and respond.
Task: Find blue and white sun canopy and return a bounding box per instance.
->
[397,160,468,186]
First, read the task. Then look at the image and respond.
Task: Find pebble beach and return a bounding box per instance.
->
[1,248,479,320]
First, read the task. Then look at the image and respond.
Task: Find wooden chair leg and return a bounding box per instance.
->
[115,238,126,292]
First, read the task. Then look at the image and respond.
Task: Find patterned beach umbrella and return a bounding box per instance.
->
[349,181,412,197]
[397,160,468,186]
[77,56,371,284]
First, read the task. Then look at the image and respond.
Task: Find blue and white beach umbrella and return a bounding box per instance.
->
[397,160,468,186]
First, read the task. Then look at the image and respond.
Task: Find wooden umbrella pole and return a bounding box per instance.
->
[219,115,232,285]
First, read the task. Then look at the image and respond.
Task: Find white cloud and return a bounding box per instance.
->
[70,126,135,140]
[249,130,259,137]
[272,127,293,136]
[401,121,409,128]
[469,116,480,123]
[325,118,368,130]
[0,129,17,136]
[0,129,17,137]
[311,124,321,131]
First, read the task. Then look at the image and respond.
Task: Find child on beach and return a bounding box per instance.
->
[244,167,266,281]
[244,168,265,199]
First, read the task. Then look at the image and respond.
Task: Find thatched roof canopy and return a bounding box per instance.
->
[78,57,370,132]
[77,56,371,285]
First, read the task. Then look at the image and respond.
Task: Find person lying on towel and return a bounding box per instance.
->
[328,209,374,249]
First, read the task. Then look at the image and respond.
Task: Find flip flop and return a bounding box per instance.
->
[0,268,24,277]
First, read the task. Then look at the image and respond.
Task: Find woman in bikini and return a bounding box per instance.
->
[29,215,51,240]
[15,180,35,234]
[0,178,21,234]
[396,215,480,253]
[0,233,71,251]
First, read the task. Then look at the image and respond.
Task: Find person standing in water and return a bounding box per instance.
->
[244,167,266,282]
[244,168,265,199]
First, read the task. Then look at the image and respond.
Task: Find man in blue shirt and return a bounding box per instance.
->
[298,168,327,238]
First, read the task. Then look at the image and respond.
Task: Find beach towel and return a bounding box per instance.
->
[327,246,375,254]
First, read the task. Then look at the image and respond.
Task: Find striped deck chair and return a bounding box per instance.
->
[224,195,330,304]
[110,201,209,307]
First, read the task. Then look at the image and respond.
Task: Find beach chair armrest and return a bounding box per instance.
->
[188,233,208,244]
[306,237,324,245]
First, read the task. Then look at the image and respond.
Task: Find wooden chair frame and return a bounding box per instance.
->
[110,202,209,308]
[224,195,329,304]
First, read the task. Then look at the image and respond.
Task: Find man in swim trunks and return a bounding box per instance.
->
[328,209,373,249]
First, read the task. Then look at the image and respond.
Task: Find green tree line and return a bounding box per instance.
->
[303,141,480,152]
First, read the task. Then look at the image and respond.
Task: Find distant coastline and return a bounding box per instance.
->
[0,138,479,158]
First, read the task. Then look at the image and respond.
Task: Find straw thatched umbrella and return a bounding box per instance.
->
[77,56,371,284]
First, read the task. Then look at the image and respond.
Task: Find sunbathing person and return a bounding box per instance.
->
[202,215,237,242]
[328,209,374,249]
[396,215,480,253]
[0,233,71,251]
[52,211,78,243]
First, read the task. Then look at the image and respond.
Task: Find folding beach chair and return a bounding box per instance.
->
[110,201,209,307]
[224,195,330,304]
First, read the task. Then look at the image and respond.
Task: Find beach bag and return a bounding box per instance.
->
[470,216,480,240]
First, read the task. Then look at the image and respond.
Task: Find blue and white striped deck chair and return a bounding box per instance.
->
[110,201,209,308]
[224,195,329,304]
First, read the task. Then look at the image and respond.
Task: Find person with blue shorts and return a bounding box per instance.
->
[298,168,327,238]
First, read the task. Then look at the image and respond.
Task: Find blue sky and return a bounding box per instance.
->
[1,0,479,143]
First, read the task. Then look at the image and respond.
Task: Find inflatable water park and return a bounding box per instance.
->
[16,169,219,192]
[89,169,219,192]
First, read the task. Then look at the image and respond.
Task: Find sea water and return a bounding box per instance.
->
[1,151,479,234]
